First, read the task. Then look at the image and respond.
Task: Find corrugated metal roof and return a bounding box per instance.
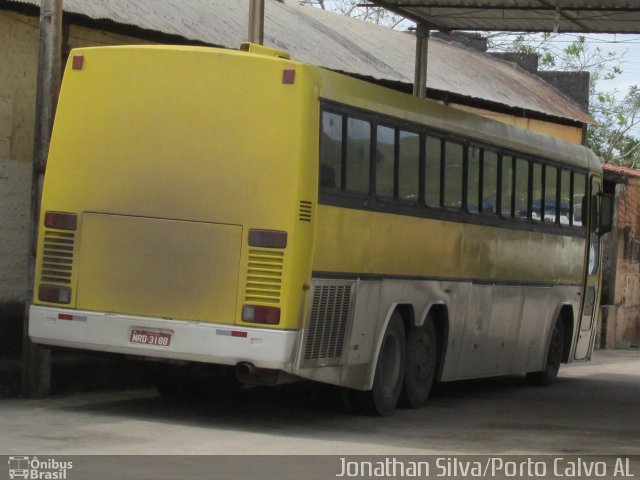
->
[603,163,640,178]
[8,0,594,124]
[370,1,640,34]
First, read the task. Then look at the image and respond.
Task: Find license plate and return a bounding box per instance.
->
[129,329,172,347]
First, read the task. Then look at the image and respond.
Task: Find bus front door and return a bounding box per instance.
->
[574,176,602,360]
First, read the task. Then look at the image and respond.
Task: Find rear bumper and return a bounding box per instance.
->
[29,305,299,371]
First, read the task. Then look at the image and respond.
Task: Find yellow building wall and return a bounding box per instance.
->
[0,10,153,303]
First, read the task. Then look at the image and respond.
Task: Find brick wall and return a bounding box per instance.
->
[602,178,640,349]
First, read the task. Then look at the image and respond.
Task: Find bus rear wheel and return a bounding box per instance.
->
[527,318,564,386]
[400,316,437,408]
[362,312,406,416]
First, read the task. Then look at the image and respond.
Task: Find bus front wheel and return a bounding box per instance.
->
[527,318,564,386]
[400,316,437,408]
[363,312,406,416]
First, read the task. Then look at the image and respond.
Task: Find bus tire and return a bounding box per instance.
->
[400,316,437,408]
[527,318,564,387]
[362,312,406,416]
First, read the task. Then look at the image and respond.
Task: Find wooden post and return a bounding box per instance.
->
[22,0,64,398]
[413,24,429,98]
[248,0,265,45]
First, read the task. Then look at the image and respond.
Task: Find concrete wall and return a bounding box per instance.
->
[0,10,152,354]
[601,177,640,349]
[0,11,38,305]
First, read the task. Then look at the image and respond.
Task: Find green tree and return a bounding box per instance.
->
[488,34,639,168]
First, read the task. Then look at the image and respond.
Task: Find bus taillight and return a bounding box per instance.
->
[248,229,287,248]
[44,211,77,230]
[242,305,280,325]
[38,285,71,304]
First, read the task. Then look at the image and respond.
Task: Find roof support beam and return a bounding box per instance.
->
[248,0,264,45]
[413,24,429,98]
[536,0,590,31]
[372,4,638,12]
[370,0,450,32]
[22,0,64,398]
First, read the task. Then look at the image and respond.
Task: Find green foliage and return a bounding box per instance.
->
[488,34,639,169]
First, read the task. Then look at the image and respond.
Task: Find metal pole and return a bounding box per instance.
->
[413,24,429,98]
[248,0,265,45]
[22,0,63,398]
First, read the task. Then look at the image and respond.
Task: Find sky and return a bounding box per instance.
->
[529,33,640,98]
[544,33,639,138]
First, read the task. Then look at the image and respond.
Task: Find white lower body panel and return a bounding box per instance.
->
[29,305,299,371]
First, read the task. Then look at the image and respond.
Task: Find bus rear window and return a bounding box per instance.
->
[573,173,586,226]
[482,150,498,215]
[501,156,513,218]
[376,126,395,198]
[514,158,529,220]
[320,111,343,189]
[545,166,558,224]
[443,141,463,209]
[398,130,419,201]
[345,118,371,194]
[467,146,481,213]
[424,136,442,207]
[560,170,571,225]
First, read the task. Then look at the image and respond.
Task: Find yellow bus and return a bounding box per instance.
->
[29,43,612,415]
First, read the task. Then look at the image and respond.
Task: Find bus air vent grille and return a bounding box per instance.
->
[245,249,283,305]
[40,230,75,285]
[302,281,356,367]
[299,201,312,222]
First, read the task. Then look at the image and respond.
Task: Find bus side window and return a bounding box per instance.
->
[560,169,571,225]
[424,135,442,207]
[444,141,463,209]
[345,117,371,194]
[532,162,543,221]
[398,130,419,201]
[514,158,529,220]
[482,150,498,214]
[545,165,558,223]
[467,146,481,213]
[376,125,395,198]
[573,172,586,227]
[500,155,514,218]
[320,111,343,189]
